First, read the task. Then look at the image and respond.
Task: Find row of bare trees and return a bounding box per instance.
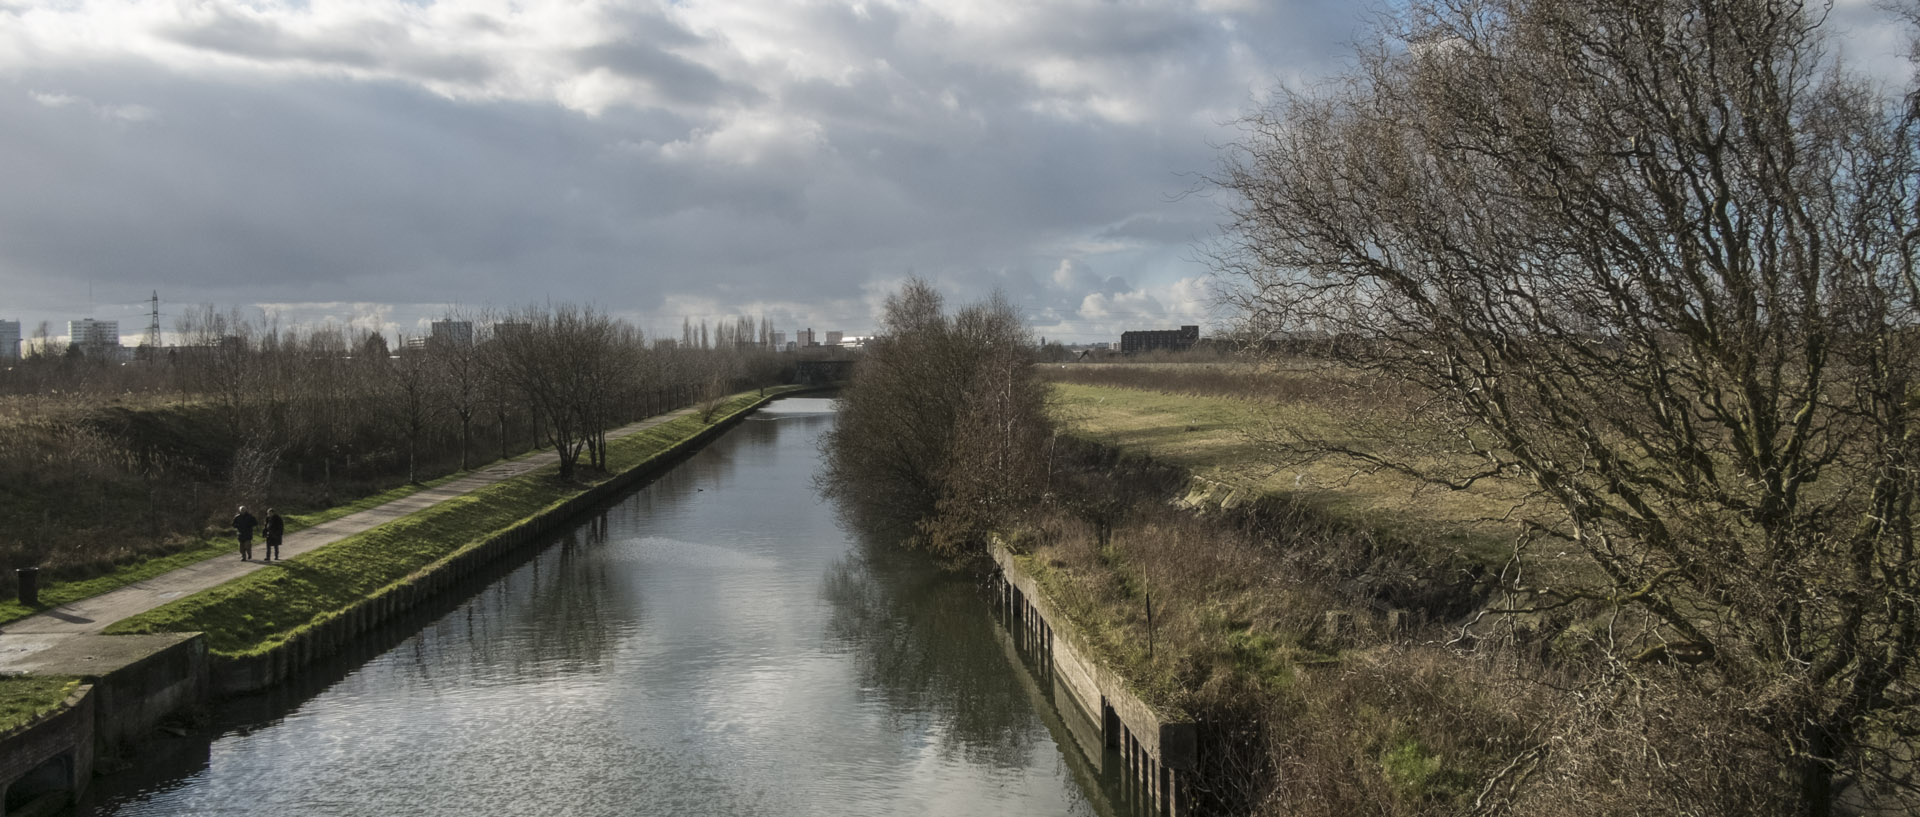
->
[0,302,792,593]
[160,304,792,486]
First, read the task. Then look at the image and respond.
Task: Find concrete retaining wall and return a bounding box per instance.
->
[0,685,94,817]
[992,544,1197,816]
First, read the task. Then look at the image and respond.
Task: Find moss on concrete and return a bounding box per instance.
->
[0,675,80,735]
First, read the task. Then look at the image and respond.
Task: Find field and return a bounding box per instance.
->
[1044,368,1540,562]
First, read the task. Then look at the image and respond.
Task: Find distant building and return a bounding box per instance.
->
[67,318,120,357]
[771,330,787,348]
[0,320,18,361]
[798,328,817,347]
[1119,325,1199,355]
[826,330,844,346]
[431,319,474,346]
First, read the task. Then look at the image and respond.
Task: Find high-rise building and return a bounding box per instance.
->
[0,320,19,361]
[430,319,474,346]
[770,330,787,348]
[826,331,844,346]
[67,318,120,356]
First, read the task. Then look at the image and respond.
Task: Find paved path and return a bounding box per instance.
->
[0,407,699,667]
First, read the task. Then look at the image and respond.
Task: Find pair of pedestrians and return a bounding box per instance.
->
[233,506,284,561]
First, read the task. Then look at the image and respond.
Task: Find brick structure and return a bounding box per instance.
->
[1119,325,1199,354]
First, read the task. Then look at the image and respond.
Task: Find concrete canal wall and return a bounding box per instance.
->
[0,633,207,816]
[992,543,1197,817]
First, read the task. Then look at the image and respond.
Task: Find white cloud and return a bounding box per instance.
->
[29,89,157,122]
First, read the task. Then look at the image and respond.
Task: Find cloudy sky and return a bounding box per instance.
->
[1,0,1911,345]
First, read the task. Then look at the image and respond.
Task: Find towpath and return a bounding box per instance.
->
[0,407,698,668]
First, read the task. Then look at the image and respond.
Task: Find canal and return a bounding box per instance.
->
[76,397,1129,816]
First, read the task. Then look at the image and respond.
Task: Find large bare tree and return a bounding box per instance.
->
[1213,1,1919,813]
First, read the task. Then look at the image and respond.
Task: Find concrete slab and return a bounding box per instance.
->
[1,634,199,678]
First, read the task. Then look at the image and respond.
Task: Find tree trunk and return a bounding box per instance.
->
[1797,725,1837,817]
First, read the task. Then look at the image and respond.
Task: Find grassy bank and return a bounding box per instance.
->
[0,394,552,605]
[1001,436,1535,816]
[0,474,475,627]
[107,391,783,657]
[1011,372,1555,814]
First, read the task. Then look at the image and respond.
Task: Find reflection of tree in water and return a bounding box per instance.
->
[392,515,625,685]
[820,524,1043,771]
[504,515,624,674]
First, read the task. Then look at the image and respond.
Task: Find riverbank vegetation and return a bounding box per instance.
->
[0,305,792,602]
[0,474,469,627]
[836,1,1920,813]
[107,391,777,657]
[820,279,1050,561]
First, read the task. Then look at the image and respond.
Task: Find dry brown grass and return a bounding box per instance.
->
[1047,380,1540,564]
[1013,440,1536,815]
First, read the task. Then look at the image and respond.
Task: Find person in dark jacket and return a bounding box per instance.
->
[233,506,258,561]
[262,508,285,561]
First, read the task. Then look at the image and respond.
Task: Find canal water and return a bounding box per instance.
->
[76,397,1131,817]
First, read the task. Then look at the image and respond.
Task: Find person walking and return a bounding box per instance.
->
[262,508,284,562]
[233,506,259,561]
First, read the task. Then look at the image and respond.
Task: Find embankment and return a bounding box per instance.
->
[998,436,1530,816]
[994,542,1197,816]
[0,388,811,811]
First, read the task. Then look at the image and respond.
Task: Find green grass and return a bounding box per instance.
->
[0,455,502,627]
[0,675,80,735]
[107,391,784,657]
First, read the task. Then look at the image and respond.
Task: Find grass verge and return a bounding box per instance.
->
[0,460,501,627]
[107,391,785,657]
[0,675,81,735]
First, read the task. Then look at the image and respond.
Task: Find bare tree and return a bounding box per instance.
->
[490,304,631,481]
[388,337,441,484]
[821,281,1050,560]
[1213,1,1919,813]
[429,315,487,471]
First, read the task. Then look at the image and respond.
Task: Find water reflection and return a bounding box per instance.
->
[78,397,1111,817]
[821,540,1044,770]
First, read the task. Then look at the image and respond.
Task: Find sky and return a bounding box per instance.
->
[1,0,1912,346]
